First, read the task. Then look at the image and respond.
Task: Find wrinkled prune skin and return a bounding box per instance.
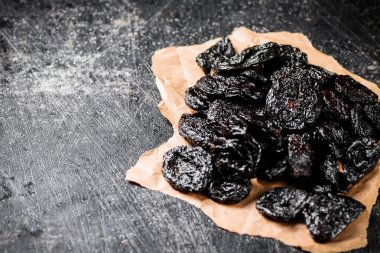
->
[215,42,282,71]
[334,75,378,104]
[212,136,261,180]
[308,65,336,90]
[322,89,350,121]
[303,193,365,242]
[350,104,377,138]
[266,67,322,130]
[207,178,252,204]
[184,86,210,111]
[162,146,213,192]
[313,121,352,159]
[256,187,309,222]
[178,113,215,151]
[343,137,380,183]
[256,154,289,181]
[287,134,314,178]
[320,154,339,186]
[196,37,236,74]
[278,45,308,68]
[364,103,380,130]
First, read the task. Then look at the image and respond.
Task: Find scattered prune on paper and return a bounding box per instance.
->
[303,193,365,242]
[343,137,380,184]
[256,187,309,222]
[266,67,321,130]
[161,37,380,240]
[196,37,236,74]
[178,113,216,151]
[207,178,252,204]
[287,134,314,178]
[334,75,378,104]
[162,146,213,192]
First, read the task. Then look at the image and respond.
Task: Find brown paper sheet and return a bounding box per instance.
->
[126,27,380,253]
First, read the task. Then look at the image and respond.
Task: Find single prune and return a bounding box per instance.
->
[207,178,252,204]
[266,67,322,130]
[213,136,261,180]
[287,134,314,178]
[194,75,224,97]
[215,42,282,71]
[313,121,352,159]
[334,75,378,104]
[303,193,365,242]
[278,45,308,67]
[308,65,336,90]
[350,104,377,138]
[322,89,350,121]
[162,146,213,192]
[178,113,216,151]
[256,153,289,181]
[184,86,210,111]
[196,37,236,74]
[343,137,380,183]
[364,103,380,130]
[320,154,340,186]
[256,187,309,222]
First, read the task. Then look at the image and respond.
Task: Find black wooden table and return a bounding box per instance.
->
[0,0,379,252]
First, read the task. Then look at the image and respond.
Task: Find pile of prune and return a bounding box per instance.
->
[162,37,380,242]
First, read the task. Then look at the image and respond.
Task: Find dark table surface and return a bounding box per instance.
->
[0,0,379,252]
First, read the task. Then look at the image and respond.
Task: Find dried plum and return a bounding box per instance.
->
[162,146,213,192]
[364,103,380,130]
[178,113,215,150]
[350,104,377,138]
[322,89,350,121]
[256,187,308,222]
[266,67,321,130]
[213,136,261,180]
[207,178,252,204]
[303,193,365,242]
[256,154,289,181]
[287,134,314,178]
[334,75,378,104]
[184,86,210,111]
[343,137,380,183]
[308,65,335,90]
[196,37,236,74]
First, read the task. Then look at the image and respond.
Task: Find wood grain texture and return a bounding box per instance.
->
[0,0,379,252]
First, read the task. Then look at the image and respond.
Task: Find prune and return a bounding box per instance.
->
[364,103,380,130]
[343,137,380,183]
[196,37,236,74]
[207,178,252,204]
[278,45,308,67]
[322,89,350,121]
[308,65,335,90]
[215,42,282,71]
[313,121,352,159]
[287,134,314,178]
[334,75,378,104]
[194,75,224,97]
[256,187,308,222]
[213,137,261,180]
[184,86,210,111]
[320,154,339,187]
[303,193,365,242]
[162,146,213,192]
[266,67,321,130]
[350,104,377,138]
[178,113,215,151]
[256,154,289,181]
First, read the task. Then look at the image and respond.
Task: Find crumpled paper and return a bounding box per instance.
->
[126,27,380,253]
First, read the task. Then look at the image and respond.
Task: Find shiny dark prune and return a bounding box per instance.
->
[215,42,282,71]
[266,67,322,130]
[184,86,210,111]
[162,146,213,192]
[178,113,216,151]
[334,75,378,104]
[364,103,380,130]
[256,187,309,222]
[278,45,308,67]
[212,137,261,180]
[322,89,350,121]
[308,65,336,90]
[350,104,378,138]
[303,193,365,242]
[287,134,314,178]
[207,178,252,204]
[343,137,380,184]
[256,153,289,181]
[196,37,236,74]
